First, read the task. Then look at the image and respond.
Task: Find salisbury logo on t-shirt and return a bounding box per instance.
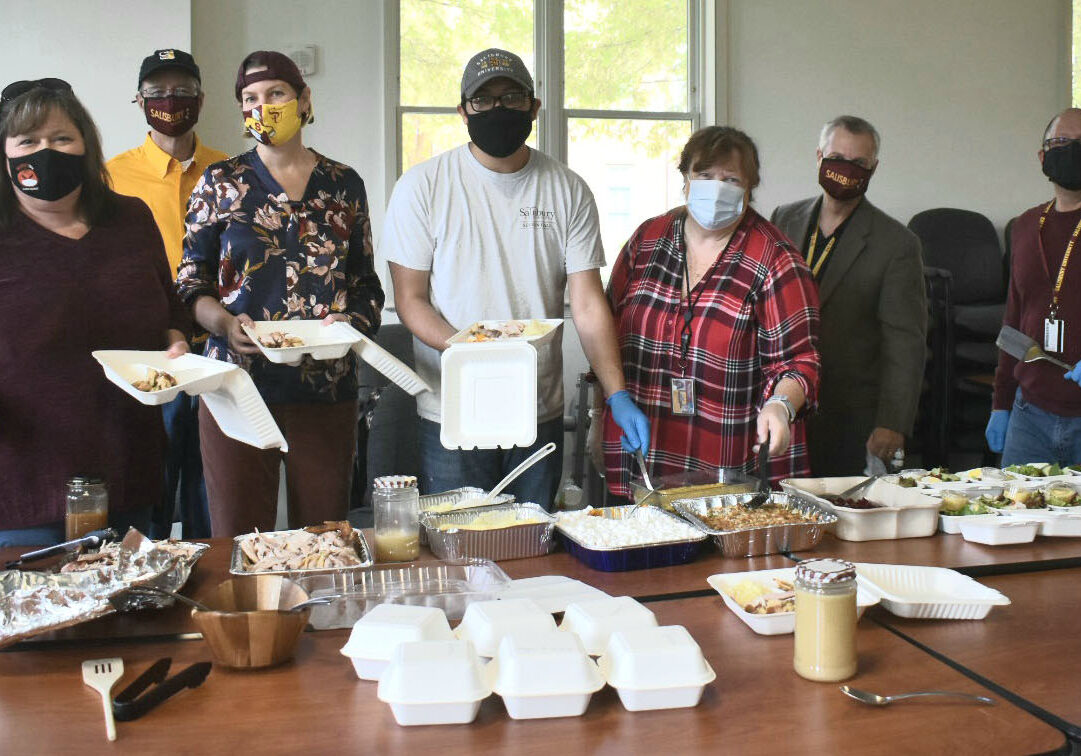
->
[14,163,38,189]
[520,205,555,230]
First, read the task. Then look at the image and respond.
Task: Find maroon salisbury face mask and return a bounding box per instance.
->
[818,157,874,200]
[143,96,200,137]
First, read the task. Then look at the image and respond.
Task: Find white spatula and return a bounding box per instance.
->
[82,657,123,741]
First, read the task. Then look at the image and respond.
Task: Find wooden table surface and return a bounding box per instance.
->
[0,596,1065,755]
[880,568,1081,732]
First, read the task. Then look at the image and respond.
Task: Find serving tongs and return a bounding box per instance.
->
[996,325,1073,370]
[112,657,212,721]
[836,475,883,501]
[745,431,772,508]
[4,528,118,569]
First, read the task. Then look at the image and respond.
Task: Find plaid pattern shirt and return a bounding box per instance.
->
[603,208,821,497]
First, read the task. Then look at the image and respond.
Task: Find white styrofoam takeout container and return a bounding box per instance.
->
[781,477,940,541]
[854,563,1010,620]
[598,625,715,711]
[453,598,555,657]
[497,576,610,614]
[440,341,538,450]
[376,639,490,726]
[339,603,454,680]
[197,368,289,450]
[243,319,360,365]
[1000,508,1081,537]
[558,596,658,655]
[938,511,1002,535]
[487,630,604,719]
[956,515,1038,545]
[706,568,879,636]
[93,350,237,406]
[445,318,564,347]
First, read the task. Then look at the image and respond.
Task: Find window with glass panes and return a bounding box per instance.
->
[392,0,703,269]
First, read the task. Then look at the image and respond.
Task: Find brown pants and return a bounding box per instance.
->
[198,400,359,537]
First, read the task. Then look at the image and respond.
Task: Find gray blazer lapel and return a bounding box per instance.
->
[785,198,817,255]
[817,199,872,305]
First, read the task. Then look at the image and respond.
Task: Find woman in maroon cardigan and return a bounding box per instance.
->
[0,80,190,546]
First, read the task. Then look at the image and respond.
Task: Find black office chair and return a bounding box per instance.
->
[908,209,1006,467]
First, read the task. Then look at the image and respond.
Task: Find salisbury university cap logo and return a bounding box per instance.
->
[477,52,513,73]
[159,49,176,60]
[15,163,38,188]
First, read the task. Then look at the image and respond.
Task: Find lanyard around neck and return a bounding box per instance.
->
[678,218,737,367]
[1037,199,1081,316]
[805,206,838,278]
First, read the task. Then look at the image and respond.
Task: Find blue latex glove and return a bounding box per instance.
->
[606,390,651,455]
[1065,362,1081,387]
[985,409,1010,453]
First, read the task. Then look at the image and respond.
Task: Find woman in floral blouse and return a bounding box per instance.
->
[599,126,821,498]
[177,51,384,536]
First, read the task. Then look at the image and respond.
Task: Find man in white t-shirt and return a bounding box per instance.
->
[382,48,649,509]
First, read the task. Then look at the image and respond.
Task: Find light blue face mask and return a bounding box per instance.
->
[686,179,745,230]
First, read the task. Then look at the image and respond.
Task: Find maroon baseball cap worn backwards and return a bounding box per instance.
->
[234,51,306,101]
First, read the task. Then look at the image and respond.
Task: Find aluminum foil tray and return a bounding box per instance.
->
[673,492,836,557]
[422,503,555,562]
[555,506,708,572]
[629,468,758,510]
[229,527,373,579]
[417,487,515,545]
[293,557,512,629]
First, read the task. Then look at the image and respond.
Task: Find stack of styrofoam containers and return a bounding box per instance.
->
[339,604,454,680]
[453,598,556,657]
[558,596,659,655]
[598,626,716,711]
[487,631,604,719]
[376,640,491,726]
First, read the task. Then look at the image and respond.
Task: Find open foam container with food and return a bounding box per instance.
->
[487,630,604,720]
[242,319,361,365]
[555,506,708,572]
[445,318,563,347]
[93,350,237,406]
[673,492,835,556]
[558,596,658,655]
[377,639,491,726]
[598,625,715,711]
[706,567,879,635]
[780,477,940,541]
[339,603,454,681]
[854,563,1011,620]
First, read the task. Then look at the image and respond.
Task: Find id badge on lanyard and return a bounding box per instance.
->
[1038,201,1081,355]
[1045,315,1066,354]
[671,376,697,416]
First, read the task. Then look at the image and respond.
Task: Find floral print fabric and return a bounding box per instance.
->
[177,148,384,404]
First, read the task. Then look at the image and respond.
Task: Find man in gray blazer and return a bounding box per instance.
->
[771,115,926,476]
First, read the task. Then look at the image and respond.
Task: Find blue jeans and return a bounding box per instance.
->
[155,393,210,539]
[417,417,564,511]
[1002,389,1081,466]
[0,506,152,548]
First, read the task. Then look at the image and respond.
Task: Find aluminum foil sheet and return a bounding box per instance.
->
[421,503,556,561]
[0,529,209,648]
[673,492,836,556]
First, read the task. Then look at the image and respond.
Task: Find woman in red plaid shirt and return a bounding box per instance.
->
[599,126,821,498]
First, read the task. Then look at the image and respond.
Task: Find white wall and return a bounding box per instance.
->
[191,0,387,235]
[1,0,192,161]
[728,0,1072,232]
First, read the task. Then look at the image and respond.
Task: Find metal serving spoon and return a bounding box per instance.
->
[840,685,994,706]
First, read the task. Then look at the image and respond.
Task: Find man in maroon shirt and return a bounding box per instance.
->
[988,108,1081,464]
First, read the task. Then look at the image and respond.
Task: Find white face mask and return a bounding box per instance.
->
[685,179,745,230]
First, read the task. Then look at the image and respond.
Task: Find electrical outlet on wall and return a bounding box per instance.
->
[287,45,317,76]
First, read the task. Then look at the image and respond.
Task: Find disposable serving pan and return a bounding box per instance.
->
[421,503,556,562]
[673,493,835,557]
[417,487,515,546]
[293,558,512,629]
[629,469,757,511]
[229,528,373,579]
[781,477,940,541]
[555,507,708,572]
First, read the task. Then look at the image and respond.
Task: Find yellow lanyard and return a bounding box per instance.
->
[1037,200,1081,316]
[805,225,837,278]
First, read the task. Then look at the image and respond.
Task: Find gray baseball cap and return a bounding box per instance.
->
[460,48,534,99]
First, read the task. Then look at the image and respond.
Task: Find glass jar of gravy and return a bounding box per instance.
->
[65,476,109,540]
[373,475,420,562]
[793,558,858,682]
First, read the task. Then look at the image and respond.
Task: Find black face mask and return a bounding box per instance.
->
[1042,141,1081,191]
[466,106,533,159]
[8,148,85,201]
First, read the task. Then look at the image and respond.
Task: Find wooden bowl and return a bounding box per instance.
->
[190,575,312,669]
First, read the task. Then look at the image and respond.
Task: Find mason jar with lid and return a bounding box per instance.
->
[793,558,858,682]
[65,476,109,540]
[372,475,420,562]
